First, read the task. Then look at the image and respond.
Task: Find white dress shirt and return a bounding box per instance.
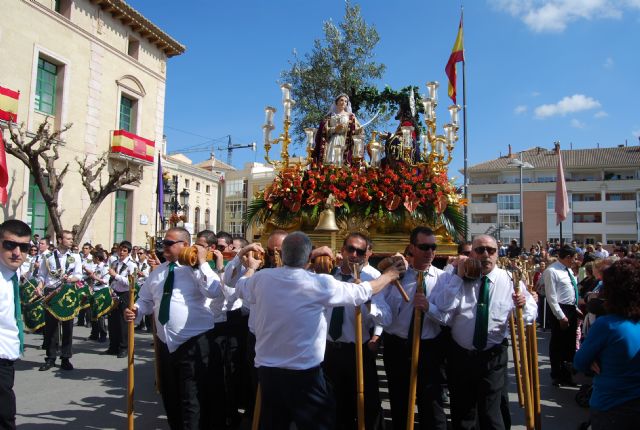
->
[135,261,222,353]
[0,262,20,360]
[92,262,110,290]
[434,267,537,351]
[325,268,390,343]
[384,265,448,340]
[222,255,252,329]
[543,261,578,320]
[109,256,138,293]
[39,249,83,288]
[235,266,373,370]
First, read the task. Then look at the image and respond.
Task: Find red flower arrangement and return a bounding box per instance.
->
[248,163,466,236]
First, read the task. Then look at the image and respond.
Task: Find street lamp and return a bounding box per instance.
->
[508,158,534,249]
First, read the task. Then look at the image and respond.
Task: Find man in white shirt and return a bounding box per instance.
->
[124,227,225,430]
[0,220,31,429]
[383,226,449,430]
[37,230,83,371]
[235,231,403,430]
[85,249,110,342]
[324,232,390,429]
[593,242,609,259]
[543,245,580,386]
[433,234,536,430]
[105,240,138,358]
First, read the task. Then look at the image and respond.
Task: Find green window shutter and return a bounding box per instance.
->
[27,176,49,237]
[119,96,133,131]
[114,190,128,242]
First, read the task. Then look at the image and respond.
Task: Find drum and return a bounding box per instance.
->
[44,283,79,321]
[91,288,116,320]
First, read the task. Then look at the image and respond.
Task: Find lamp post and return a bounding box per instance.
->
[508,158,533,249]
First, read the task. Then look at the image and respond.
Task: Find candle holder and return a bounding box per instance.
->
[420,81,459,175]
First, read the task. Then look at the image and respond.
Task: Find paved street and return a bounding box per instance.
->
[15,325,589,429]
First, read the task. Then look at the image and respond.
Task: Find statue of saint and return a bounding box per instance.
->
[312,94,363,167]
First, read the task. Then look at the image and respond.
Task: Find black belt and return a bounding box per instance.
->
[0,358,15,366]
[452,338,508,358]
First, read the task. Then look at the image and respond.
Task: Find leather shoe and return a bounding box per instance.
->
[117,351,127,358]
[39,361,55,371]
[60,359,73,370]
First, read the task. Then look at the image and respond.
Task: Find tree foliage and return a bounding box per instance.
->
[281,1,386,143]
[3,119,143,242]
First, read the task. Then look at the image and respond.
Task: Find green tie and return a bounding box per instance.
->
[11,274,24,354]
[567,268,579,305]
[158,262,176,325]
[473,275,490,351]
[328,274,351,340]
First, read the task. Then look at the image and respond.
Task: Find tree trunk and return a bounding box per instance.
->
[74,197,108,244]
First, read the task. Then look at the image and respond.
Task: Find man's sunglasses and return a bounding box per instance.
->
[2,240,31,253]
[415,243,437,252]
[345,245,367,256]
[215,244,227,251]
[162,239,185,248]
[474,246,497,255]
[460,251,471,256]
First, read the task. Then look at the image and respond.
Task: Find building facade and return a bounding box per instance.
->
[0,0,184,246]
[466,145,640,246]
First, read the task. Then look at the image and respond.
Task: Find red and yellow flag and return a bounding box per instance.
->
[111,129,155,163]
[0,86,19,122]
[445,16,464,104]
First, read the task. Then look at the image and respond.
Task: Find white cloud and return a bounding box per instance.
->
[594,110,608,118]
[514,105,528,114]
[603,57,614,68]
[570,118,586,128]
[534,94,601,118]
[531,91,541,97]
[633,129,640,138]
[490,0,639,32]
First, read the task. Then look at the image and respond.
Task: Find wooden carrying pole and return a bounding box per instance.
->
[127,274,136,430]
[406,271,424,430]
[353,263,365,430]
[513,271,534,430]
[509,312,524,408]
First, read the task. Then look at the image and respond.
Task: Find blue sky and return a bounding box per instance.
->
[127,0,640,182]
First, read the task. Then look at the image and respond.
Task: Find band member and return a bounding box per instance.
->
[86,250,110,342]
[124,227,225,430]
[433,234,537,430]
[0,220,31,429]
[37,230,83,371]
[105,241,137,358]
[383,226,448,430]
[77,242,95,327]
[323,232,390,429]
[233,231,403,430]
[544,245,580,386]
[29,238,51,280]
[135,249,152,332]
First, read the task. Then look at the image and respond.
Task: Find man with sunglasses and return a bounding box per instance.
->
[323,232,390,429]
[37,230,83,371]
[0,220,31,429]
[383,226,450,430]
[124,227,225,430]
[433,234,537,430]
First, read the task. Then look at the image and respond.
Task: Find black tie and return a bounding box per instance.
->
[328,273,351,341]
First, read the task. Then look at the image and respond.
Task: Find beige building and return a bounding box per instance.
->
[467,145,640,246]
[0,0,184,246]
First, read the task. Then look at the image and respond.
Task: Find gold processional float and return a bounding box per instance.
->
[245,82,468,255]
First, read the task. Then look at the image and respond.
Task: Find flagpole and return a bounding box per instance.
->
[462,14,468,241]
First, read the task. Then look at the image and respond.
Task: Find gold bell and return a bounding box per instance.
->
[315,207,339,232]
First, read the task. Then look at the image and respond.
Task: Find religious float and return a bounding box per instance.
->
[246,82,467,256]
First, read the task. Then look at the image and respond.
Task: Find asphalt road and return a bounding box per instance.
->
[14,325,590,429]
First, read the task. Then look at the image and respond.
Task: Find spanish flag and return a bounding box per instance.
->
[445,16,464,104]
[111,129,155,163]
[0,86,19,122]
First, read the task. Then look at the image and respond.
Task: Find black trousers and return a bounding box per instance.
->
[108,291,130,352]
[323,341,384,429]
[90,315,107,340]
[157,329,225,430]
[0,359,16,430]
[548,303,578,380]
[211,310,249,425]
[244,330,258,420]
[591,397,640,430]
[447,339,508,430]
[43,307,73,361]
[258,365,335,430]
[382,332,448,430]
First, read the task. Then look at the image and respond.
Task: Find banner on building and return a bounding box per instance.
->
[111,129,155,163]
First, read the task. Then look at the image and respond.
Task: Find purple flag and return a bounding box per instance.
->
[157,153,164,219]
